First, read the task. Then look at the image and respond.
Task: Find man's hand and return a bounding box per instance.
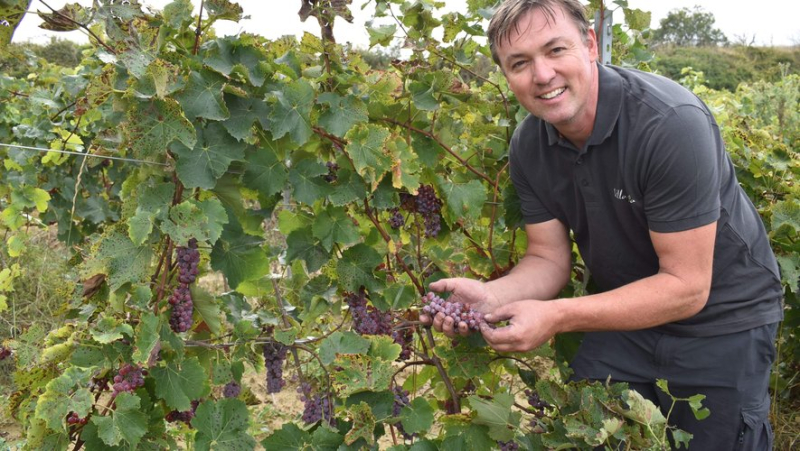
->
[419,278,501,337]
[480,300,562,352]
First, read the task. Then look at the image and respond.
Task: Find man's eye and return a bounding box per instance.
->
[552,47,566,54]
[512,61,526,70]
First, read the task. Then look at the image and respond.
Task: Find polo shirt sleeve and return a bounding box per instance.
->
[509,132,554,224]
[642,105,722,233]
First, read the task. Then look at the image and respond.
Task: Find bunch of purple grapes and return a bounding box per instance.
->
[420,292,484,331]
[0,346,11,361]
[497,440,520,451]
[66,412,88,426]
[169,239,200,333]
[299,383,335,426]
[165,400,199,425]
[345,289,392,336]
[397,184,443,237]
[392,327,413,361]
[324,161,339,183]
[263,341,288,394]
[222,381,241,398]
[525,389,550,418]
[112,363,145,396]
[388,207,405,229]
[392,387,414,440]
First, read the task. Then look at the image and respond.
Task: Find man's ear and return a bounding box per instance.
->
[585,28,599,62]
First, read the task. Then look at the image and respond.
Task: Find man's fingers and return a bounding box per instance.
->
[428,278,455,293]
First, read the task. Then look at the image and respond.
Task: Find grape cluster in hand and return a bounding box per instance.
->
[222,381,241,398]
[263,341,288,394]
[421,292,484,331]
[112,363,145,396]
[169,238,200,333]
[345,289,392,336]
[397,184,443,237]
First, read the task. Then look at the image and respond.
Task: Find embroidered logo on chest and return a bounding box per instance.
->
[613,188,637,204]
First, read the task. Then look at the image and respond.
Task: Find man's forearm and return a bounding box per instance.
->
[552,271,710,333]
[486,254,570,305]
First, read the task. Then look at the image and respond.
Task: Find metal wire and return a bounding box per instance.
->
[0,142,170,167]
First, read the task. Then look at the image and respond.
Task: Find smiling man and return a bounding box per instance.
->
[420,0,784,449]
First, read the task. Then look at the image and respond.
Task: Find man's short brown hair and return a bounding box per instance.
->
[487,0,590,65]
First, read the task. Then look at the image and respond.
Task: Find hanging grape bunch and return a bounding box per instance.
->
[421,292,484,331]
[222,381,241,398]
[345,289,392,336]
[66,412,88,427]
[323,161,339,183]
[263,340,289,394]
[396,184,443,237]
[165,400,200,425]
[168,238,199,333]
[299,382,335,426]
[111,363,146,396]
[392,386,415,440]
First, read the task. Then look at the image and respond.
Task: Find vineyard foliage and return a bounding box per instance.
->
[0,0,798,450]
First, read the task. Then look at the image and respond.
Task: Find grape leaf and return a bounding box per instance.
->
[97,231,154,291]
[441,424,494,450]
[772,199,800,234]
[34,367,93,432]
[269,79,315,145]
[161,198,228,246]
[93,392,148,448]
[436,177,488,223]
[369,335,402,361]
[777,254,800,292]
[344,402,375,446]
[192,398,257,451]
[288,158,331,205]
[151,357,209,411]
[467,393,520,441]
[23,419,70,451]
[172,122,246,190]
[192,285,223,336]
[90,315,134,344]
[243,144,287,198]
[388,137,421,192]
[367,24,397,47]
[327,167,367,206]
[332,354,394,396]
[260,423,311,451]
[132,312,160,365]
[318,331,370,365]
[400,397,435,435]
[312,205,361,252]
[125,98,196,158]
[345,123,392,187]
[336,244,382,292]
[128,181,174,245]
[210,221,271,290]
[285,227,331,273]
[223,93,271,141]
[204,0,243,22]
[176,69,230,121]
[318,92,368,137]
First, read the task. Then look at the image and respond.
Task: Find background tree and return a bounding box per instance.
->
[652,6,729,47]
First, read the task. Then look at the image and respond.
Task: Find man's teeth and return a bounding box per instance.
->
[540,88,565,99]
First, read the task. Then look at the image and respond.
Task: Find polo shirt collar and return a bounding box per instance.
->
[543,63,623,148]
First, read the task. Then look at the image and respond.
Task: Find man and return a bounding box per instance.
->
[420,0,783,449]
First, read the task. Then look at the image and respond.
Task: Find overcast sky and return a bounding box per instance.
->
[11,0,799,47]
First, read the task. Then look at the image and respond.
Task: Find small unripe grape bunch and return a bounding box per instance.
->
[66,412,88,426]
[420,292,484,331]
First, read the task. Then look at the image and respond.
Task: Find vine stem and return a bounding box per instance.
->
[193,0,205,55]
[380,117,495,185]
[37,0,116,55]
[423,327,460,413]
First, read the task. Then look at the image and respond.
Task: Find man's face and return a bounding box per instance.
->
[495,7,599,133]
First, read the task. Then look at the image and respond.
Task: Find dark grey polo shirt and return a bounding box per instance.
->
[509,63,783,337]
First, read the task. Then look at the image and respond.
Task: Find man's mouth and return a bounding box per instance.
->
[539,87,566,100]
